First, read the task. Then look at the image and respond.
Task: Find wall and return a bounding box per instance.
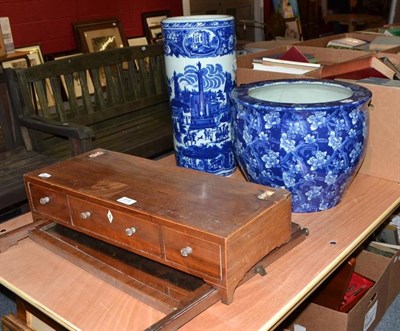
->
[0,0,183,55]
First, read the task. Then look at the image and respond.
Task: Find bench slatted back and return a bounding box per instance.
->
[10,45,172,159]
[15,45,167,122]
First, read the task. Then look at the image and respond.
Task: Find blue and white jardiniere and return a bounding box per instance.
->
[162,15,236,176]
[230,79,372,213]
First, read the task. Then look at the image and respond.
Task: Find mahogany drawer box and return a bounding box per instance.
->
[24,149,292,304]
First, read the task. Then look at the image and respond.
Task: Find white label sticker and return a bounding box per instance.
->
[364,300,378,331]
[38,173,52,178]
[294,324,307,331]
[117,197,137,205]
[88,150,105,158]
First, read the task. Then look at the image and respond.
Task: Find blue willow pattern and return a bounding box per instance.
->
[163,19,236,58]
[162,16,236,176]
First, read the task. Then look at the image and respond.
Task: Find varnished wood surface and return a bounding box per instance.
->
[25,149,289,237]
[24,149,292,304]
[1,156,399,330]
[1,230,165,330]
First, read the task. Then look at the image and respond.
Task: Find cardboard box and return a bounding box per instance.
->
[352,80,400,183]
[367,210,400,307]
[285,250,392,331]
[386,243,400,306]
[237,45,372,85]
[296,32,400,54]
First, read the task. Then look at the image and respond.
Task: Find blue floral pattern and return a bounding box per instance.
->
[231,79,371,213]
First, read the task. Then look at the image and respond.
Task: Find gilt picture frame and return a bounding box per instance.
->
[73,18,128,53]
[1,44,55,109]
[1,44,44,68]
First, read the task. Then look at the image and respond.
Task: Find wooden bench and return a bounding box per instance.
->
[0,68,54,219]
[5,45,173,161]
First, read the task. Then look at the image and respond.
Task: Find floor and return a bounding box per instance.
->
[374,292,400,330]
[0,285,16,331]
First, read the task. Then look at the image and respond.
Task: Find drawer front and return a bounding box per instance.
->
[28,183,70,224]
[68,196,161,256]
[163,228,221,279]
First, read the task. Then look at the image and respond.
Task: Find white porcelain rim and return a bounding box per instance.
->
[162,15,234,23]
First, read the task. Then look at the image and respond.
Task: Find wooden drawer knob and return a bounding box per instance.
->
[180,246,192,257]
[125,227,137,236]
[39,196,50,205]
[80,211,91,220]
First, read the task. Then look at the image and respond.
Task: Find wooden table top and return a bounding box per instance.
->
[1,157,399,330]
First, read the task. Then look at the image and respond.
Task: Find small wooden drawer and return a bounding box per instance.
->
[163,228,222,279]
[28,184,70,224]
[68,196,162,257]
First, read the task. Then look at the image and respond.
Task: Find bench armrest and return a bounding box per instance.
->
[19,115,95,156]
[19,115,95,140]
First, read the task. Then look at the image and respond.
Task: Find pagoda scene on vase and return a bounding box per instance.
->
[162,15,236,176]
[168,61,235,174]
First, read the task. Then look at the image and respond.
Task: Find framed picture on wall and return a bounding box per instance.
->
[141,10,169,44]
[1,44,44,68]
[73,18,128,53]
[127,36,150,69]
[284,17,303,40]
[272,0,300,19]
[1,44,55,109]
[127,36,148,47]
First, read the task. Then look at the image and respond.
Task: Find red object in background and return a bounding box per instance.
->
[279,46,311,63]
[339,272,375,313]
[0,0,183,55]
